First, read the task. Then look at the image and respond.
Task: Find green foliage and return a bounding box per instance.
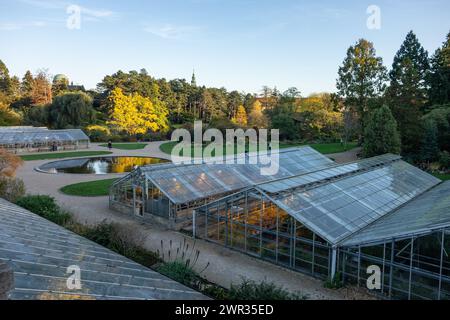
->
[50,91,95,129]
[363,105,401,157]
[423,106,450,152]
[23,104,51,127]
[439,151,450,170]
[387,31,430,154]
[428,32,450,105]
[157,261,200,286]
[0,176,25,203]
[271,113,298,140]
[420,119,440,163]
[84,124,111,142]
[337,39,388,135]
[228,279,305,300]
[324,272,344,289]
[99,143,147,150]
[16,195,71,226]
[60,178,117,197]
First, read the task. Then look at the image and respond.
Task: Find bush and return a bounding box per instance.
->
[81,221,159,268]
[0,176,25,202]
[157,261,200,286]
[85,125,111,142]
[15,195,71,226]
[228,279,305,300]
[439,151,450,170]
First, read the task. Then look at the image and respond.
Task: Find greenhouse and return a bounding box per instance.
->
[0,127,90,153]
[109,147,336,229]
[193,154,450,300]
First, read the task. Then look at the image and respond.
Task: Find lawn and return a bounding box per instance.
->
[20,151,113,161]
[99,143,148,150]
[60,178,118,197]
[159,141,358,156]
[433,173,450,181]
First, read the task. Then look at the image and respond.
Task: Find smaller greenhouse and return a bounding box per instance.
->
[109,147,336,229]
[0,127,90,153]
[193,154,450,300]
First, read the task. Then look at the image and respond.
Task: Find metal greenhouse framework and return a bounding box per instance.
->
[109,147,335,229]
[193,155,450,300]
[0,126,90,154]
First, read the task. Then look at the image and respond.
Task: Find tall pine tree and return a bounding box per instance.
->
[428,31,450,105]
[387,31,429,155]
[336,39,388,139]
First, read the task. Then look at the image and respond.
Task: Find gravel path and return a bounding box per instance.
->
[15,142,372,300]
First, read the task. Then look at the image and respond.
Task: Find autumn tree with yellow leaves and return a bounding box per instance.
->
[107,88,169,136]
[232,105,248,126]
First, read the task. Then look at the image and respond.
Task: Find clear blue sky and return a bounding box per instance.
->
[1,0,449,95]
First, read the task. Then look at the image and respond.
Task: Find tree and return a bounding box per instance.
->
[420,119,440,163]
[0,59,11,95]
[363,105,401,157]
[21,70,34,96]
[428,31,450,105]
[0,102,21,126]
[50,92,95,128]
[232,105,248,126]
[107,88,169,136]
[31,70,52,105]
[52,76,69,97]
[248,100,268,128]
[387,31,429,154]
[337,39,388,138]
[271,113,298,141]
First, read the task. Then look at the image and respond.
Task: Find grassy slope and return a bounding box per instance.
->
[21,151,113,161]
[433,173,450,181]
[60,178,118,197]
[99,143,148,150]
[159,141,358,156]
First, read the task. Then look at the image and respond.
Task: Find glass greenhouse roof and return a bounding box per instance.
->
[258,154,401,194]
[143,147,335,204]
[0,128,89,144]
[260,159,441,245]
[342,181,450,247]
[0,198,205,300]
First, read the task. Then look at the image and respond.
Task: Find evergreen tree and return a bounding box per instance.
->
[336,39,388,138]
[0,59,11,95]
[387,31,429,154]
[428,31,450,105]
[363,105,401,157]
[420,119,440,163]
[21,71,34,96]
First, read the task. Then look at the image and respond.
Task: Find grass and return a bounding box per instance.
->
[99,143,147,150]
[433,173,450,181]
[60,178,118,197]
[20,151,112,161]
[159,141,358,156]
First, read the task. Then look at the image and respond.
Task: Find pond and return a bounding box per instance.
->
[38,156,169,174]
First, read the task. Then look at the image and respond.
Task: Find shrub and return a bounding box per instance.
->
[85,125,111,142]
[228,279,305,300]
[324,272,344,289]
[0,148,23,177]
[15,195,71,226]
[81,221,159,268]
[439,151,450,170]
[0,176,25,202]
[157,261,200,286]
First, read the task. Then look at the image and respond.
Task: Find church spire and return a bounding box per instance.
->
[191,69,197,87]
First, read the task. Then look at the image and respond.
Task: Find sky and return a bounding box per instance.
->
[0,0,449,95]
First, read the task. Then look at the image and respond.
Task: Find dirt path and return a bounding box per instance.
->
[15,142,372,300]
